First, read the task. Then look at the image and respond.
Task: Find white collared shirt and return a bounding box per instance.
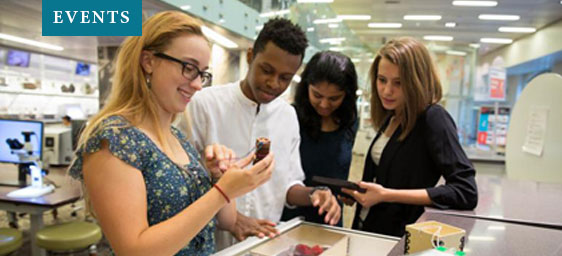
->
[185,80,305,222]
[370,132,391,166]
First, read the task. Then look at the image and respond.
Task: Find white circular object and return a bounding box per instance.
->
[506,73,562,183]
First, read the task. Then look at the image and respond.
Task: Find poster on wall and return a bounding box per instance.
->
[522,106,549,156]
[474,66,489,102]
[488,67,506,101]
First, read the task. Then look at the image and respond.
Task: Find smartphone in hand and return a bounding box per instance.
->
[311,176,366,199]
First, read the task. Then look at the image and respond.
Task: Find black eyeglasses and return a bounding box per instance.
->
[153,52,212,86]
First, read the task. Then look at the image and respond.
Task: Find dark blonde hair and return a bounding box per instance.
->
[369,37,442,140]
[76,11,205,151]
[72,11,206,217]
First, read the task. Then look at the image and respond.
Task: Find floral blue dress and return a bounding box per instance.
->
[69,115,216,255]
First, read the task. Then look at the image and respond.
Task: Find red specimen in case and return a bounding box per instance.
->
[294,244,324,256]
[310,245,324,255]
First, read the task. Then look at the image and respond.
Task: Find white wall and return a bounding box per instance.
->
[553,58,562,75]
[479,19,562,68]
[210,44,240,86]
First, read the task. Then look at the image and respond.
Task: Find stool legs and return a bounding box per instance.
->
[52,209,58,221]
[88,244,98,256]
[30,213,46,256]
[7,212,17,229]
[42,244,98,256]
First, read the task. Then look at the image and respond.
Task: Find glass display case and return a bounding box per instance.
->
[214,218,399,256]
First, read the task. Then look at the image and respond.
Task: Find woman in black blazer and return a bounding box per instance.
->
[341,37,478,237]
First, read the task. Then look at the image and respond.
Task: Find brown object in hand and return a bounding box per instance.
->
[253,137,270,164]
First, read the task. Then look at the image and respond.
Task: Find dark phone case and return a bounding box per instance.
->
[311,176,367,195]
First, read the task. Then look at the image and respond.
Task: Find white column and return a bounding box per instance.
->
[239,50,248,81]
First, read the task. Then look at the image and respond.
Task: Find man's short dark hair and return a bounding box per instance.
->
[62,115,71,121]
[253,18,308,60]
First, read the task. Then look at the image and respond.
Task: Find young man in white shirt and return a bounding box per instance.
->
[184,18,341,244]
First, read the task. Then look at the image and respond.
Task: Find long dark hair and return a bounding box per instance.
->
[294,51,358,140]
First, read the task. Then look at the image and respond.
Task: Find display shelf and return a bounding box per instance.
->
[0,87,98,99]
[476,106,510,147]
[463,146,505,163]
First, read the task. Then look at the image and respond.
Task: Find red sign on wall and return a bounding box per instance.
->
[488,67,506,101]
[477,131,488,145]
[490,77,505,99]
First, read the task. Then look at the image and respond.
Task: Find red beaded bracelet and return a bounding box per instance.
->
[213,184,230,203]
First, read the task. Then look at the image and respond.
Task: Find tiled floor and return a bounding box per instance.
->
[0,164,110,255]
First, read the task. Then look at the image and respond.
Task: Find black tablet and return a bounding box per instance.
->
[311,176,367,194]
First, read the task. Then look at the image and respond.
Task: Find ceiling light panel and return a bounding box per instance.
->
[452,1,498,7]
[404,15,442,20]
[479,14,520,20]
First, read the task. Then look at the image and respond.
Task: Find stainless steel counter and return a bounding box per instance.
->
[429,174,562,228]
[388,211,562,256]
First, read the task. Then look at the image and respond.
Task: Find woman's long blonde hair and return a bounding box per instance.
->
[76,11,204,151]
[369,37,442,140]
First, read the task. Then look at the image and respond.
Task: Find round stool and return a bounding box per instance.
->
[36,221,102,255]
[0,228,23,256]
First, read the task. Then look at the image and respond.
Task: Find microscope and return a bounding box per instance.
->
[5,131,55,198]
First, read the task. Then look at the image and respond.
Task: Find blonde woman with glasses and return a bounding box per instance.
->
[69,11,274,255]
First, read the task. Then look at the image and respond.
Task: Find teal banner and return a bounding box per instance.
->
[42,0,141,36]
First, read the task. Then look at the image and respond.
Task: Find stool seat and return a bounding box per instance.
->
[0,228,23,255]
[36,221,102,252]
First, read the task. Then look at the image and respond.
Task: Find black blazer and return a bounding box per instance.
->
[352,104,477,237]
